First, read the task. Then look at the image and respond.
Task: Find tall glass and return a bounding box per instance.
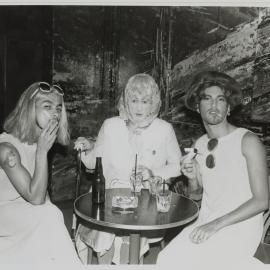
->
[155,179,171,212]
[148,176,162,196]
[130,173,143,195]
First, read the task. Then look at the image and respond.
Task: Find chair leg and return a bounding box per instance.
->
[96,252,101,264]
[87,247,93,264]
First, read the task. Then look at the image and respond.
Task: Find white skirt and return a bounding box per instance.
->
[75,224,162,264]
[157,215,263,267]
[0,199,80,264]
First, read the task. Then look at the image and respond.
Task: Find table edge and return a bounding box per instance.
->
[74,191,199,231]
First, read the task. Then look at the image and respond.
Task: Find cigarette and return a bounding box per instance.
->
[184,148,198,159]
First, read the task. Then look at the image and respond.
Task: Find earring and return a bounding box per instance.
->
[227,110,230,116]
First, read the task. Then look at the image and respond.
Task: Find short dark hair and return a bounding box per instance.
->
[185,70,242,111]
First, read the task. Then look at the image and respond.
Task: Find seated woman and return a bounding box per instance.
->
[0,82,81,264]
[74,73,181,264]
[157,70,269,267]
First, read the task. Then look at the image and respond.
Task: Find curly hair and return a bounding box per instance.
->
[185,70,242,111]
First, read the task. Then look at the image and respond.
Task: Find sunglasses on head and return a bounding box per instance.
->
[206,138,218,169]
[30,82,64,99]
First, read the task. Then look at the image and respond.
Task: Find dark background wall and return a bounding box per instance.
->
[0,6,53,130]
[51,6,260,140]
[0,6,268,201]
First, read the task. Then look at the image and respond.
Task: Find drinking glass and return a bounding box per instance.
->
[149,176,162,195]
[130,173,143,194]
[156,190,172,213]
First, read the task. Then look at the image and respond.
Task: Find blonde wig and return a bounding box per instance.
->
[3,82,70,145]
[117,73,161,128]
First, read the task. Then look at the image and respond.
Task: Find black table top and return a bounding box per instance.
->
[74,188,199,231]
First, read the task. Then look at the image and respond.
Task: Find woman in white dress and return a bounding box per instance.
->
[74,73,181,264]
[0,82,81,265]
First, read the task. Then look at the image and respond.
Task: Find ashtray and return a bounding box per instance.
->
[112,196,138,213]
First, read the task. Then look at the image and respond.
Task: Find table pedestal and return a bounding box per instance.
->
[129,233,141,264]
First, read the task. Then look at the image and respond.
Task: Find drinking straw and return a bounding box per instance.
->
[134,154,138,179]
[163,179,165,194]
[132,154,137,193]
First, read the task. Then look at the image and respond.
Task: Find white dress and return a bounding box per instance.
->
[157,128,264,267]
[81,117,181,188]
[0,133,80,265]
[76,116,181,264]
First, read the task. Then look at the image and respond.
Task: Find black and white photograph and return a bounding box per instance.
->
[0,1,269,269]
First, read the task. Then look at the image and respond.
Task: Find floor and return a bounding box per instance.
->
[55,199,270,265]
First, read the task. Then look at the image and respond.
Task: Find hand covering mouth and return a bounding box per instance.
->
[52,116,60,122]
[51,118,59,123]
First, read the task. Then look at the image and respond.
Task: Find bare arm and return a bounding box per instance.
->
[76,124,104,170]
[0,119,59,205]
[190,132,269,243]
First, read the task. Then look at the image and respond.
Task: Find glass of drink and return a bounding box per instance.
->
[149,176,162,196]
[156,189,172,213]
[130,173,143,194]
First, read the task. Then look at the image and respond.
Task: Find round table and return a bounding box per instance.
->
[74,188,199,264]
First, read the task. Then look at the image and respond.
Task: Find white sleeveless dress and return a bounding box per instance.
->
[157,128,264,267]
[0,133,80,264]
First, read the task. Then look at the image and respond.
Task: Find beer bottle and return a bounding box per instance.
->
[91,204,105,221]
[92,157,105,204]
